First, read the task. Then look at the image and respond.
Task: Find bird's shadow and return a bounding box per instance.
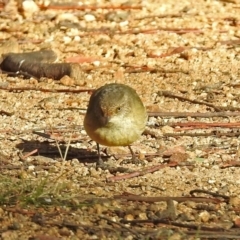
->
[16,139,100,164]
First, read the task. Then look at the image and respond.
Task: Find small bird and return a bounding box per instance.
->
[84,83,147,168]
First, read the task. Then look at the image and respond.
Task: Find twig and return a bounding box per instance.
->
[114,194,222,204]
[158,91,225,111]
[99,216,142,239]
[187,230,240,239]
[172,122,240,128]
[190,189,230,202]
[135,13,184,20]
[21,149,38,160]
[40,4,142,10]
[125,66,189,74]
[164,131,240,137]
[0,86,93,93]
[148,111,240,118]
[120,218,225,231]
[0,110,14,116]
[221,161,240,168]
[107,163,176,182]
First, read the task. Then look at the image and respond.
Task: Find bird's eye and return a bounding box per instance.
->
[116,106,121,112]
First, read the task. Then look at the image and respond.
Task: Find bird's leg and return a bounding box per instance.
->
[96,143,105,167]
[122,145,144,165]
[128,145,136,161]
[96,143,132,173]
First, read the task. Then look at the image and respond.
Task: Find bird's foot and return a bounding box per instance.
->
[121,145,145,165]
[96,158,131,173]
[96,158,108,170]
[121,156,145,165]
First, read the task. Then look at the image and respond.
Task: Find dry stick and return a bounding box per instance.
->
[0,110,14,116]
[148,111,240,118]
[158,91,240,112]
[125,67,189,74]
[121,218,225,232]
[164,131,240,137]
[119,28,205,35]
[172,122,240,128]
[99,216,142,239]
[190,189,230,201]
[114,195,222,204]
[221,161,240,168]
[41,4,142,10]
[107,163,177,182]
[135,13,184,20]
[175,122,240,127]
[0,86,93,93]
[0,165,52,170]
[186,230,240,239]
[21,149,38,160]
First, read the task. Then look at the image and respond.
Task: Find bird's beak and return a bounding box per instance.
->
[103,115,111,125]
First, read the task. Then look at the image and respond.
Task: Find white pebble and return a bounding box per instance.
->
[84,14,96,22]
[63,36,72,44]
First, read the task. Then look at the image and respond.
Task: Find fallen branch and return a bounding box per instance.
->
[107,163,177,182]
[221,161,240,168]
[158,91,240,112]
[148,111,240,118]
[172,122,240,128]
[190,189,230,201]
[114,194,222,204]
[39,4,142,10]
[0,86,93,93]
[120,218,227,231]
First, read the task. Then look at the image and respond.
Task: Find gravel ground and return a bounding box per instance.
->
[0,0,240,239]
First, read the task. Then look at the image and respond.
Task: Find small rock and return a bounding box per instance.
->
[234,217,240,228]
[56,13,78,23]
[22,0,39,18]
[84,14,96,22]
[138,212,147,220]
[168,233,182,240]
[124,214,134,221]
[199,210,210,222]
[63,36,72,44]
[60,75,75,86]
[59,227,71,237]
[229,197,240,207]
[93,204,104,214]
[35,156,55,163]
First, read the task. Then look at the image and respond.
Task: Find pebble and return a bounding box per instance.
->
[124,214,134,221]
[56,13,78,23]
[199,211,210,222]
[22,0,39,17]
[84,14,96,22]
[60,75,75,86]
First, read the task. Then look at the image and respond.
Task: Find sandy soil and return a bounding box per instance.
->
[0,0,240,239]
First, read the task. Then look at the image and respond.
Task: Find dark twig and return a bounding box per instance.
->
[187,230,240,239]
[114,194,222,204]
[148,111,240,118]
[164,131,240,138]
[107,163,177,182]
[158,91,240,112]
[40,4,142,10]
[20,149,38,160]
[172,122,240,128]
[0,86,93,93]
[121,218,226,232]
[221,161,240,168]
[190,189,230,202]
[99,216,142,239]
[0,110,14,116]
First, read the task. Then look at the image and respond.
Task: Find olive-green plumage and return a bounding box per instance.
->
[84,83,147,147]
